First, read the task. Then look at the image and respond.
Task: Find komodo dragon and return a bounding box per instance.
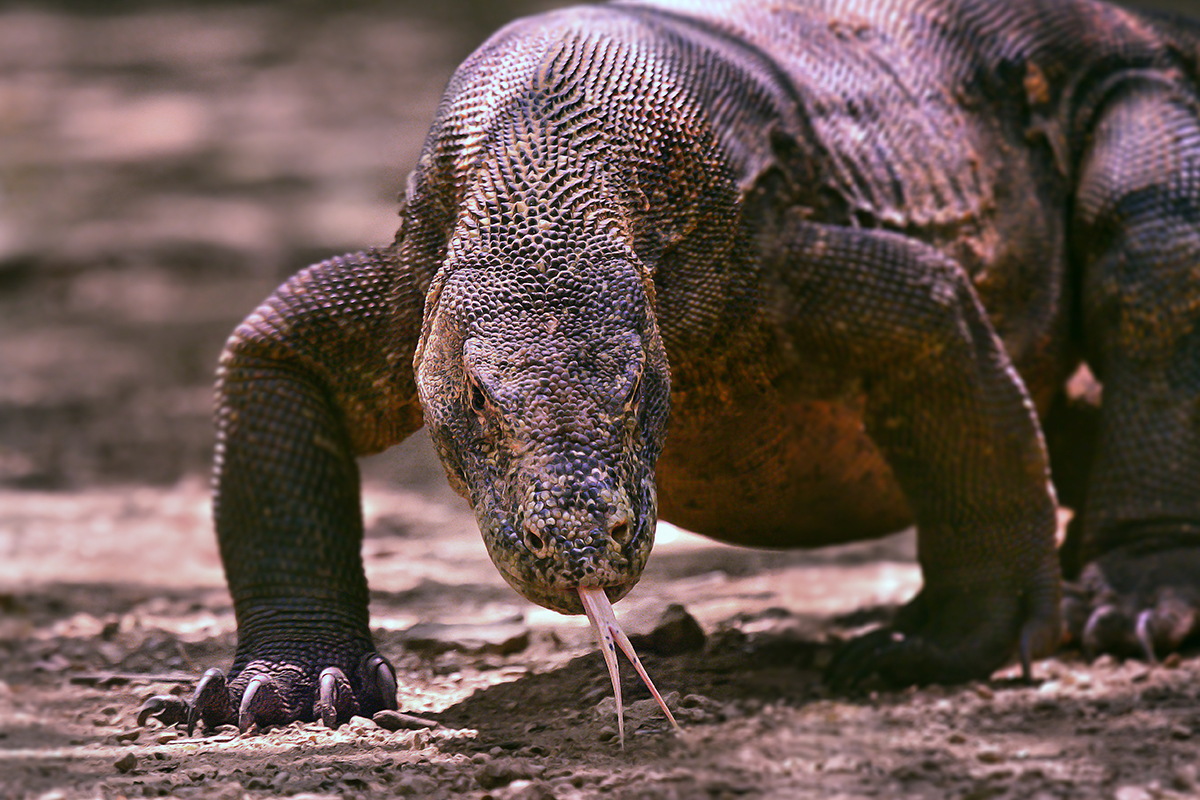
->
[139,0,1200,733]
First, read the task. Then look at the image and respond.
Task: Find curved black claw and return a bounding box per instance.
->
[136,694,190,728]
[358,653,399,714]
[315,668,356,729]
[237,672,297,732]
[190,667,238,735]
[1064,545,1200,661]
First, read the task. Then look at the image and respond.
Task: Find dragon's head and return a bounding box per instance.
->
[415,237,670,614]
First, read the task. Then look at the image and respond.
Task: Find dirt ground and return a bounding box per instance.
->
[3,1,1200,798]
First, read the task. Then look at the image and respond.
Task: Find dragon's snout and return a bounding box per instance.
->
[478,484,655,615]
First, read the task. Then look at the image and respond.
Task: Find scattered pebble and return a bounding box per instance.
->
[1114,786,1153,800]
[505,779,558,800]
[970,683,994,700]
[1171,763,1197,790]
[475,758,543,790]
[113,752,137,773]
[345,715,377,731]
[976,747,1004,764]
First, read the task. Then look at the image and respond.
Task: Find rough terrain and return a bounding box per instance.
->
[3,1,1200,798]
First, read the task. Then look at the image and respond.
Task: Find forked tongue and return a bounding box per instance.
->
[578,586,681,749]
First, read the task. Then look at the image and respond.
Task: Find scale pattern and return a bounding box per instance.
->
[137,0,1200,731]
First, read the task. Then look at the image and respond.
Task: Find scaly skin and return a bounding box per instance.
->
[138,0,1200,731]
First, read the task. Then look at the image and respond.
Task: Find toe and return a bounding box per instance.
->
[358,654,399,715]
[190,668,237,735]
[315,668,356,729]
[236,672,297,732]
[1140,594,1200,658]
[826,629,907,691]
[136,695,189,728]
[1081,603,1129,658]
[1067,545,1200,661]
[1061,582,1095,645]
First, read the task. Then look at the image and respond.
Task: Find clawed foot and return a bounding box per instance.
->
[137,652,398,734]
[826,577,1060,691]
[1064,545,1200,662]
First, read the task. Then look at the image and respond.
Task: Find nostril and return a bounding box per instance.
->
[525,529,545,553]
[522,520,548,556]
[610,521,631,547]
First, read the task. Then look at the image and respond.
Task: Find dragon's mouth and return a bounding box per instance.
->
[486,542,641,613]
[577,586,680,749]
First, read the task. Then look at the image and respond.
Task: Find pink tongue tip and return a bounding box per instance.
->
[577,586,681,750]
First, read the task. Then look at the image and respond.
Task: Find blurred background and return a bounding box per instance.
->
[0,0,1194,492]
[0,0,568,493]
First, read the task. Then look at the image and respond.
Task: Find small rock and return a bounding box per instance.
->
[346,715,377,731]
[630,695,677,728]
[648,604,706,655]
[720,702,743,720]
[394,774,438,796]
[156,730,180,744]
[114,729,140,743]
[476,759,542,790]
[507,779,558,800]
[373,710,439,731]
[1170,724,1193,741]
[96,641,125,665]
[976,748,1004,764]
[1163,652,1183,669]
[1114,786,1152,800]
[215,780,245,800]
[114,752,137,773]
[970,683,994,700]
[1171,763,1197,791]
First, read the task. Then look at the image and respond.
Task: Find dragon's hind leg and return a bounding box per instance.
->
[762,213,1061,688]
[1065,71,1200,660]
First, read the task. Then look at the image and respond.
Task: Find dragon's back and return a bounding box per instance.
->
[622,0,1174,234]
